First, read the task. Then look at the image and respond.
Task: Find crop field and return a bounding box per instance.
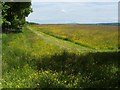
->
[2,24,120,88]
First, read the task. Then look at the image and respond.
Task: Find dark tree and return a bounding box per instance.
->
[1,2,32,32]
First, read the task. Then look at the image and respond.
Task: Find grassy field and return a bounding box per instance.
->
[2,24,119,88]
[30,24,118,50]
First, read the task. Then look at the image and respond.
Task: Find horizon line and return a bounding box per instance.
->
[27,21,118,24]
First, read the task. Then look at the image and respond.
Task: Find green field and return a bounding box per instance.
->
[30,24,118,50]
[2,24,119,88]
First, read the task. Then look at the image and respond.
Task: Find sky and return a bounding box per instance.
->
[26,1,118,24]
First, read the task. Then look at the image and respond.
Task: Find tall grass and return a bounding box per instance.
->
[2,26,63,88]
[2,25,119,88]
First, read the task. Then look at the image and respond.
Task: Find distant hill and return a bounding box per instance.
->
[66,22,120,26]
[97,23,120,26]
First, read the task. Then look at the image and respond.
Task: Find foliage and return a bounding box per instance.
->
[1,2,32,32]
[2,25,119,88]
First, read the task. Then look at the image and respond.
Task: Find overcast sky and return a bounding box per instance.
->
[26,2,118,24]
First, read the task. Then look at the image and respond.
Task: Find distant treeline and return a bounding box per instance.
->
[27,22,120,26]
[27,22,39,25]
[97,23,120,26]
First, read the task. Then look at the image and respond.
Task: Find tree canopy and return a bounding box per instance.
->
[1,2,32,32]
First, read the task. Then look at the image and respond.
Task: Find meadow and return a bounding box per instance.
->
[2,24,119,88]
[31,24,118,50]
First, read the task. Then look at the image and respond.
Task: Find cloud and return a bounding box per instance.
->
[26,2,117,24]
[32,0,119,2]
[61,9,66,13]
